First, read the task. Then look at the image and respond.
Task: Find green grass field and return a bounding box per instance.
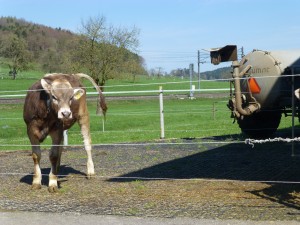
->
[0,97,238,151]
[0,68,229,95]
[0,68,295,151]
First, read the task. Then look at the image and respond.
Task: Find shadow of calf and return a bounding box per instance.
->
[20,165,86,188]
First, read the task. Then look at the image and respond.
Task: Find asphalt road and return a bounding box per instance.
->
[1,211,300,225]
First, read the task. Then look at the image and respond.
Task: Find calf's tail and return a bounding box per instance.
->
[74,73,107,117]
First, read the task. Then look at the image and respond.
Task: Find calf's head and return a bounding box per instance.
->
[41,78,84,119]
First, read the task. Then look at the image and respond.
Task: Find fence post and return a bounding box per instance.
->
[102,117,105,132]
[212,102,216,120]
[189,63,194,98]
[159,86,165,139]
[63,130,68,146]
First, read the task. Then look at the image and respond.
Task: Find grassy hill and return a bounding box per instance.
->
[0,17,234,82]
[0,16,146,78]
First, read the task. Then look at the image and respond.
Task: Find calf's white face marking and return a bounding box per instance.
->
[41,79,84,119]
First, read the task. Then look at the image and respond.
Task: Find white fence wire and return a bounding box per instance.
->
[0,76,299,146]
[1,76,300,184]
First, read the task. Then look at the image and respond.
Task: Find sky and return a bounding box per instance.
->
[1,0,300,73]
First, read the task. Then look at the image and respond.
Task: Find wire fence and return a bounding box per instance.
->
[1,75,299,143]
[1,76,300,184]
[0,91,240,149]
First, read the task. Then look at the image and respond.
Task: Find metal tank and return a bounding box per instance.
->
[234,49,300,137]
[208,46,300,138]
[240,50,300,108]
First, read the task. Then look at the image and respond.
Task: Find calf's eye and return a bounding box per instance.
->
[52,95,58,103]
[69,96,74,104]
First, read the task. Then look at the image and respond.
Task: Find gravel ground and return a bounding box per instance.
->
[0,138,300,222]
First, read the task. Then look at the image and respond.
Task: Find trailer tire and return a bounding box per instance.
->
[238,110,281,138]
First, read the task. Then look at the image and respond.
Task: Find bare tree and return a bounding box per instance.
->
[74,15,141,88]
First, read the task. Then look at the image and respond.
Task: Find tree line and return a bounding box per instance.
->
[170,67,231,80]
[0,16,147,87]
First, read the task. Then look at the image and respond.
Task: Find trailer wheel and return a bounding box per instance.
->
[238,110,281,138]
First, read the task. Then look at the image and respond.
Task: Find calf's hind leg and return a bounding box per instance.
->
[79,115,95,178]
[27,127,43,190]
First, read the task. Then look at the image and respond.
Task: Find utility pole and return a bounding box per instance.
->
[241,46,245,58]
[156,67,163,79]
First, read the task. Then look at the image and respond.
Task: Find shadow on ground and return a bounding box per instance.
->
[108,128,300,211]
[109,141,300,182]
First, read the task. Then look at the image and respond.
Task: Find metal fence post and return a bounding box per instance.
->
[159,86,165,139]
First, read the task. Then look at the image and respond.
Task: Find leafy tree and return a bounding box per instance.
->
[0,33,32,79]
[41,48,61,73]
[122,54,146,82]
[74,15,142,88]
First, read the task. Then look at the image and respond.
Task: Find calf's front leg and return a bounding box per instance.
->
[32,145,42,190]
[48,130,63,193]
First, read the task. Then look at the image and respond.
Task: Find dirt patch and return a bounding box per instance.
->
[1,138,300,220]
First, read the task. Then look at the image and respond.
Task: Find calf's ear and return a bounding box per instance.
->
[73,88,85,100]
[41,78,52,94]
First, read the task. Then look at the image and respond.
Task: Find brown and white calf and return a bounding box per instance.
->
[23,73,107,192]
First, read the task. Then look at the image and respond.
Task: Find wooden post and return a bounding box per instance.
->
[213,102,217,120]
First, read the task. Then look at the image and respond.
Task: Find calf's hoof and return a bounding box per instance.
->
[48,185,59,193]
[87,173,95,180]
[31,184,42,190]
